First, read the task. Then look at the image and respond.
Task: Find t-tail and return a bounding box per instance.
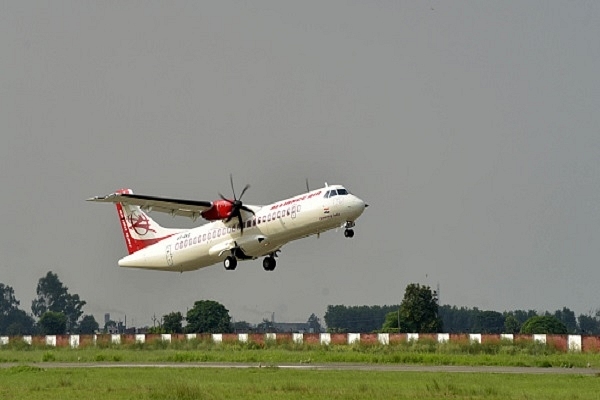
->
[98,189,184,255]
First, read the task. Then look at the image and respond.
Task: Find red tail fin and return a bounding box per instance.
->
[115,189,182,254]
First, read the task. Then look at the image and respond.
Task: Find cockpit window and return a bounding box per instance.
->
[325,188,349,198]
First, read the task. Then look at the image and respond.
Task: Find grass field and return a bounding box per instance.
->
[2,340,600,399]
[1,365,600,400]
[2,338,600,368]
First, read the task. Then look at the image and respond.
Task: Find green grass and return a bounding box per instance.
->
[1,365,599,400]
[2,339,600,368]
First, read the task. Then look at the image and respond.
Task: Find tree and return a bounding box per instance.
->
[0,283,20,315]
[397,283,442,333]
[38,311,67,335]
[381,310,400,332]
[163,311,184,333]
[520,316,567,334]
[31,272,86,332]
[324,305,399,333]
[0,283,36,335]
[512,309,539,325]
[553,307,577,333]
[438,305,480,333]
[504,313,521,334]
[185,300,232,333]
[78,315,99,334]
[578,314,600,335]
[307,313,323,333]
[473,311,505,334]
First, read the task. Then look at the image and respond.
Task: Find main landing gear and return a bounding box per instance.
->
[344,221,356,238]
[262,254,277,271]
[224,253,278,271]
[224,255,237,270]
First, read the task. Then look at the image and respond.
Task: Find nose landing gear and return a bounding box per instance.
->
[343,221,356,238]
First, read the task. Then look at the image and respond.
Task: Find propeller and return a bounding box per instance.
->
[219,174,255,234]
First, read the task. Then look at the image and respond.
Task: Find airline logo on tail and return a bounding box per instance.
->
[114,189,181,254]
[127,211,156,236]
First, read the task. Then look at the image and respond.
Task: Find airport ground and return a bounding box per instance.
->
[2,341,600,399]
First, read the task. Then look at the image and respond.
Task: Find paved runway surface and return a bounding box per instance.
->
[2,362,598,375]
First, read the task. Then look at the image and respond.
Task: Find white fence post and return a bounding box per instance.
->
[377,333,389,345]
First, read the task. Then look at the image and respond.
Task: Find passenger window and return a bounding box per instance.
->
[277,211,281,218]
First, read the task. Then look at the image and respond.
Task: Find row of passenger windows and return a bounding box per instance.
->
[175,205,302,250]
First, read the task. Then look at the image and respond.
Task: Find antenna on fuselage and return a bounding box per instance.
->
[305,178,310,192]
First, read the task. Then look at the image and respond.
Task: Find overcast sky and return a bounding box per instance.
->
[2,1,599,328]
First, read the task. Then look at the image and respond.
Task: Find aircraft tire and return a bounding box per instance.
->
[344,229,355,238]
[262,257,276,271]
[224,256,237,270]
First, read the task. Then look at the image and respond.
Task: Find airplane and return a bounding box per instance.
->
[87,177,368,272]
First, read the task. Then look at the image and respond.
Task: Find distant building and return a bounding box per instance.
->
[273,322,310,333]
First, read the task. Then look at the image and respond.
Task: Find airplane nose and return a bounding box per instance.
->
[355,197,368,211]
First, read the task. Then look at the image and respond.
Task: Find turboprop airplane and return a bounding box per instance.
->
[87,177,368,272]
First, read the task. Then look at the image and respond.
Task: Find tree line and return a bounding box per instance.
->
[0,271,325,336]
[3,274,600,336]
[324,283,600,334]
[0,272,98,335]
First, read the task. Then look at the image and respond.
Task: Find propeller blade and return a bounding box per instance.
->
[240,205,255,215]
[220,174,253,235]
[239,184,250,200]
[229,174,236,200]
[219,193,234,203]
[238,214,244,234]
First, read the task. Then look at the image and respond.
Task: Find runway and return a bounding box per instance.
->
[2,362,598,375]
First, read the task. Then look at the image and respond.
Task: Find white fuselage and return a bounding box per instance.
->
[118,185,366,271]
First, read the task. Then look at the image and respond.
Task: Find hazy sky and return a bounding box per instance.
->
[2,1,599,327]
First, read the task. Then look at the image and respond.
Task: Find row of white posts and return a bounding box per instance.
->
[0,333,585,351]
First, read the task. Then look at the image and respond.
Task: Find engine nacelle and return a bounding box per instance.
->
[201,199,234,221]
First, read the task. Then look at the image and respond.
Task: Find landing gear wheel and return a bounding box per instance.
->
[262,256,276,271]
[224,256,237,270]
[344,229,355,238]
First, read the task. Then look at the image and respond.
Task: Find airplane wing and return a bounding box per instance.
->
[87,192,213,220]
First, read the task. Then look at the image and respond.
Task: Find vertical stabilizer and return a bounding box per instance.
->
[114,189,182,254]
